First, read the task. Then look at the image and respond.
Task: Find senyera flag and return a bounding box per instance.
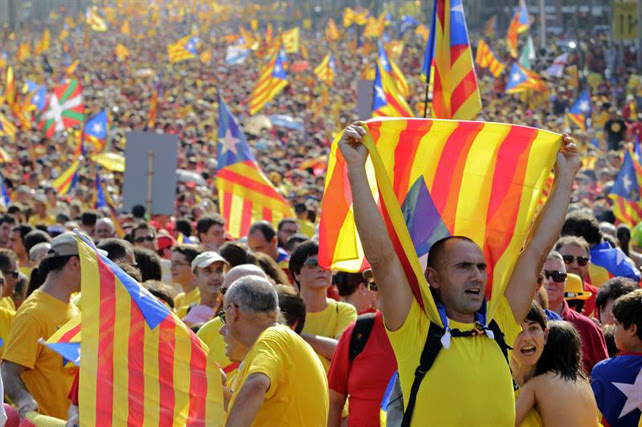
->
[56,234,224,425]
[319,118,560,324]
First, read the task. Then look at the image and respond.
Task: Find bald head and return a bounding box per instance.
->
[222,264,268,289]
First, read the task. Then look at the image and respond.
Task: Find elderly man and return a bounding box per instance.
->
[94,218,117,241]
[221,276,328,426]
[340,123,580,425]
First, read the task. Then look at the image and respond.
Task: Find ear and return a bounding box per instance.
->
[68,256,81,272]
[629,323,638,338]
[271,236,278,248]
[425,267,440,289]
[358,282,367,295]
[543,327,549,344]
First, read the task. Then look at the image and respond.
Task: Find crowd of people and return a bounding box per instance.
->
[0,2,641,426]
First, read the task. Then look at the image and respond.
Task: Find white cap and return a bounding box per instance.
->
[191,251,229,271]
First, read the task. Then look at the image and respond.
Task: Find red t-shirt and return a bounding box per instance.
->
[327,311,397,427]
[561,301,609,375]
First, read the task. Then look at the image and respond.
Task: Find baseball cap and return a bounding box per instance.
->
[43,231,107,259]
[191,251,229,271]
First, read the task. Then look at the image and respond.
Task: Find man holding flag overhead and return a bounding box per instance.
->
[334,121,580,425]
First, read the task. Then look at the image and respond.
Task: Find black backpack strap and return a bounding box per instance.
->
[349,313,376,362]
[487,319,518,391]
[401,322,445,427]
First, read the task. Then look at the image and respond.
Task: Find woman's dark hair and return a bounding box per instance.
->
[252,252,290,285]
[561,211,603,246]
[616,224,632,256]
[133,248,162,282]
[288,240,317,288]
[219,242,251,268]
[276,284,306,334]
[524,301,548,331]
[535,320,586,382]
[143,280,176,309]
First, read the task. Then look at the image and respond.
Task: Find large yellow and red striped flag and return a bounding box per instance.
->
[422,0,481,120]
[475,39,506,77]
[62,235,223,425]
[318,118,560,324]
[373,61,413,117]
[247,52,288,115]
[217,95,294,238]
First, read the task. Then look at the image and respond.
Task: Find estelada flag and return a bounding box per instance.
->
[318,118,560,323]
[64,235,224,425]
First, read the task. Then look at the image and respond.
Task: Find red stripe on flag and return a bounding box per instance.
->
[95,258,116,426]
[222,191,232,233]
[186,334,208,425]
[158,320,176,426]
[262,206,273,223]
[127,301,146,425]
[430,122,484,229]
[392,120,432,198]
[449,44,467,66]
[59,322,81,342]
[483,126,537,298]
[450,69,478,117]
[432,66,447,117]
[240,199,253,237]
[384,93,412,117]
[217,166,284,199]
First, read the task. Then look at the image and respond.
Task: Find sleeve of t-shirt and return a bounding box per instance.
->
[1,313,42,369]
[327,322,355,395]
[386,299,429,367]
[245,331,285,400]
[334,303,357,339]
[490,296,521,347]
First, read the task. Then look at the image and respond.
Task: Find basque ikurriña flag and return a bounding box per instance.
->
[318,118,560,324]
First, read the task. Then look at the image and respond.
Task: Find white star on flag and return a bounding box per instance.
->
[612,368,642,419]
[512,73,521,82]
[578,101,589,112]
[375,85,386,102]
[623,174,632,193]
[92,123,102,133]
[379,55,388,69]
[274,64,282,74]
[451,3,464,13]
[222,128,239,155]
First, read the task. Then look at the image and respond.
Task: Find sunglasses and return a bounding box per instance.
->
[562,255,589,267]
[544,270,567,283]
[2,270,18,279]
[303,258,320,269]
[366,281,378,292]
[134,236,155,243]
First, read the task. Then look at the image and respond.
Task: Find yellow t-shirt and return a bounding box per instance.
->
[197,316,238,379]
[28,214,56,227]
[515,387,543,427]
[296,219,315,238]
[2,290,79,419]
[175,287,200,319]
[228,325,329,426]
[0,306,15,357]
[19,266,33,279]
[302,298,357,370]
[0,296,15,311]
[387,296,520,426]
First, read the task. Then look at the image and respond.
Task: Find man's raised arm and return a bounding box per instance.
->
[339,122,413,331]
[504,134,581,323]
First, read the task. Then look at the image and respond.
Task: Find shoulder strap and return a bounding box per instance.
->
[401,322,445,427]
[348,313,376,362]
[487,319,511,364]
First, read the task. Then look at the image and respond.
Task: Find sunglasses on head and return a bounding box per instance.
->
[545,270,567,283]
[134,236,155,243]
[562,255,589,266]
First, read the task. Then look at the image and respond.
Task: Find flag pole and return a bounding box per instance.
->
[423,81,429,118]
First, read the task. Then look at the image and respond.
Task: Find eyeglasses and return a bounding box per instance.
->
[366,281,378,292]
[562,255,589,267]
[303,258,320,269]
[1,270,18,279]
[544,270,567,283]
[134,236,155,243]
[218,303,239,324]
